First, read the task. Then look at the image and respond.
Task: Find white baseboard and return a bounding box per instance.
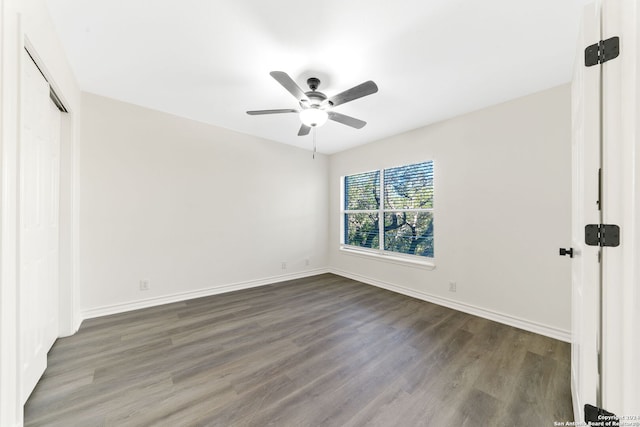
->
[72,315,83,335]
[80,267,570,343]
[571,366,582,423]
[330,268,571,343]
[81,268,329,321]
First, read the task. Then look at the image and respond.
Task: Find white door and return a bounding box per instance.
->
[570,2,602,422]
[572,0,640,420]
[19,49,61,404]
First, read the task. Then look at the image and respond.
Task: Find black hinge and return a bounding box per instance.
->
[585,404,619,425]
[585,36,620,66]
[585,224,620,247]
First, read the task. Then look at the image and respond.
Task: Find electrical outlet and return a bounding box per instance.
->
[139,279,150,291]
[281,262,287,270]
[449,281,457,293]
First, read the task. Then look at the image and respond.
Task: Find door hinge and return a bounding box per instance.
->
[585,36,620,66]
[585,224,620,247]
[585,404,619,426]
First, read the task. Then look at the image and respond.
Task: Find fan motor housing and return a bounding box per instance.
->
[301,91,327,108]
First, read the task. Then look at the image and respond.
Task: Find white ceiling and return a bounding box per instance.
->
[45,0,591,154]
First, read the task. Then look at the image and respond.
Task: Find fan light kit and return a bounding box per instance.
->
[247,71,378,155]
[299,108,328,127]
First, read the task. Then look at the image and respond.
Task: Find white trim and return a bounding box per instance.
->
[80,268,330,321]
[600,0,640,414]
[339,246,436,270]
[81,266,569,342]
[0,8,22,427]
[572,363,582,423]
[330,268,571,342]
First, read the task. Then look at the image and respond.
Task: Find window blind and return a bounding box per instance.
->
[342,161,434,258]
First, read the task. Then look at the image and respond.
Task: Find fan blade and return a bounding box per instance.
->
[328,111,367,129]
[270,71,309,102]
[298,124,311,136]
[246,109,298,115]
[327,80,378,107]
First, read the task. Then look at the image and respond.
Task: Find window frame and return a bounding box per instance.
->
[340,162,435,269]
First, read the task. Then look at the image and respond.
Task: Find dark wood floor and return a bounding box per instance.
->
[24,273,573,426]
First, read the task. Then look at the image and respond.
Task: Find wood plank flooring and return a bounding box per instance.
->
[24,273,573,426]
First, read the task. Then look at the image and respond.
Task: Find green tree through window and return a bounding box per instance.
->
[343,162,434,258]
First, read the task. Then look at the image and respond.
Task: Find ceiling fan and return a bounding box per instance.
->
[247,71,378,136]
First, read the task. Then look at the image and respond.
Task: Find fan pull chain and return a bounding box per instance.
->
[313,127,317,159]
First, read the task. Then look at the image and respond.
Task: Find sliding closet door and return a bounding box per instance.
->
[20,49,61,404]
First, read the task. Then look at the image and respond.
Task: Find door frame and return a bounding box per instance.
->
[572,0,640,419]
[599,0,640,415]
[0,8,80,426]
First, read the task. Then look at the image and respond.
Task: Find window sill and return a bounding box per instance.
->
[339,246,436,270]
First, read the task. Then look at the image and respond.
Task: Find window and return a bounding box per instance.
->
[342,161,434,259]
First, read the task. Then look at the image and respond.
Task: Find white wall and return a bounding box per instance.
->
[1,0,81,425]
[79,93,328,316]
[80,85,571,337]
[329,85,572,340]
